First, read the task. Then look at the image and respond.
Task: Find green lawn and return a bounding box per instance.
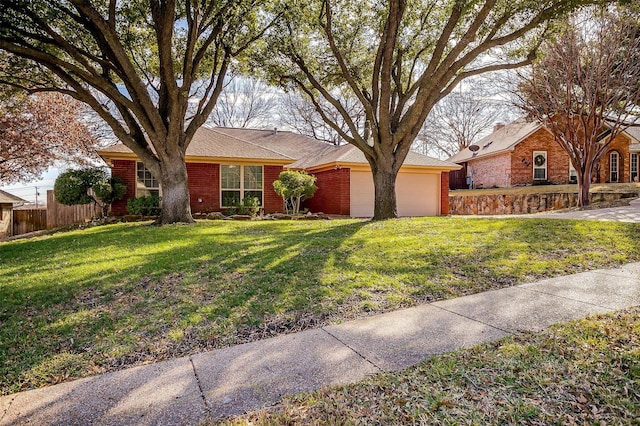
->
[227,308,640,425]
[1,217,640,395]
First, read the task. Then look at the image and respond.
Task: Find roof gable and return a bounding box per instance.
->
[0,189,27,204]
[624,126,640,143]
[447,119,542,163]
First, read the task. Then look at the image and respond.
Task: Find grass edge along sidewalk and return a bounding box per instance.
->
[1,217,640,396]
[223,307,640,425]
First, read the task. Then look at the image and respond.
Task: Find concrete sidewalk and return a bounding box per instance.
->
[532,198,640,221]
[2,264,639,425]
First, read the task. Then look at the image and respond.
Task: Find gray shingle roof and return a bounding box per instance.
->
[212,128,332,160]
[100,127,295,161]
[447,119,542,163]
[624,126,640,143]
[100,127,460,170]
[0,189,27,204]
[287,143,459,169]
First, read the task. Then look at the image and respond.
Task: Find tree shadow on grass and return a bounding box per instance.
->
[1,217,640,396]
[0,219,369,395]
[331,218,640,303]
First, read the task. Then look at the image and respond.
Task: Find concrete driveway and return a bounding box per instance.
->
[531,198,640,222]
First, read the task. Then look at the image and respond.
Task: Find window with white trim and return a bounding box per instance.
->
[631,153,638,182]
[221,165,263,207]
[533,151,547,180]
[569,162,577,183]
[610,152,619,182]
[136,162,161,197]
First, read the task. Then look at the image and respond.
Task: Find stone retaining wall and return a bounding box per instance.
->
[449,192,637,215]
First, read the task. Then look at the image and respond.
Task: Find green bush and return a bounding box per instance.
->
[239,196,260,216]
[93,177,126,216]
[54,168,105,206]
[225,196,260,216]
[273,170,317,215]
[126,195,162,216]
[54,168,127,216]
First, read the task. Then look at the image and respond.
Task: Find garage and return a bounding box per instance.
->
[349,170,440,217]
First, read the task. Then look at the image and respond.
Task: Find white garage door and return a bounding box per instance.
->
[350,171,375,217]
[349,170,440,217]
[396,172,439,216]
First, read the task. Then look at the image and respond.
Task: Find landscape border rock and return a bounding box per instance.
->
[449,192,639,215]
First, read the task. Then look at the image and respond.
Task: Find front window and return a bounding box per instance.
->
[136,162,160,197]
[631,153,638,182]
[221,165,263,207]
[610,152,619,182]
[569,162,577,183]
[533,151,547,180]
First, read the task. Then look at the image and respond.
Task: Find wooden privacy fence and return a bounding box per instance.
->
[7,191,101,237]
[449,165,468,190]
[46,190,101,229]
[12,209,47,236]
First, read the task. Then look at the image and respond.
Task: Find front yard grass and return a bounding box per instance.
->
[228,307,640,425]
[1,217,640,395]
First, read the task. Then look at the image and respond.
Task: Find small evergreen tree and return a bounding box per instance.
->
[273,171,317,215]
[54,168,126,216]
[94,176,127,216]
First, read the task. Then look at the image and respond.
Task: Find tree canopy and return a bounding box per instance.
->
[0,92,98,184]
[0,0,274,224]
[415,78,512,158]
[518,8,640,206]
[259,0,604,219]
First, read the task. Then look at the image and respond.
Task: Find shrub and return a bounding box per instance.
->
[126,195,161,216]
[54,168,105,206]
[225,196,260,216]
[54,168,126,216]
[93,177,126,216]
[273,171,317,215]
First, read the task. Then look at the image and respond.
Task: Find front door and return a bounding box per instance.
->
[610,152,619,183]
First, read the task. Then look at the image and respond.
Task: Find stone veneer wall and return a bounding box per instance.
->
[450,192,636,215]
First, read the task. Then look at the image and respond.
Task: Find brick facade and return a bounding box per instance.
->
[440,172,450,215]
[110,160,285,215]
[187,163,218,213]
[110,159,136,215]
[467,153,511,188]
[304,168,351,215]
[463,128,634,188]
[598,134,630,183]
[263,165,285,214]
[511,128,570,185]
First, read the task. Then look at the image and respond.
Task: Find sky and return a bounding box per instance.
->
[1,167,60,206]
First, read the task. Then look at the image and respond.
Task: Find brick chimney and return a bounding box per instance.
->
[493,122,505,132]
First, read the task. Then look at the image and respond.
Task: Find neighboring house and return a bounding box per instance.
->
[98,127,461,217]
[0,189,26,238]
[448,119,640,189]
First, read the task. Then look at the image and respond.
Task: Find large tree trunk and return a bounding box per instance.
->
[371,160,399,220]
[157,157,194,224]
[577,169,591,207]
